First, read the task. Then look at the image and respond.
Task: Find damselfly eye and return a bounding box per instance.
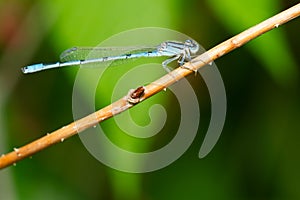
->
[185,39,199,54]
[184,40,191,47]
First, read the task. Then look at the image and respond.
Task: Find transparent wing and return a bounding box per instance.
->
[60,46,156,62]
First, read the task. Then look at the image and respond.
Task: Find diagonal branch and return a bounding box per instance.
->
[1,3,300,169]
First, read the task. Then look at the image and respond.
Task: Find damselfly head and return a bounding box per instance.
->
[184,39,199,54]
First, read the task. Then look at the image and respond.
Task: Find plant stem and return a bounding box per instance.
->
[1,3,300,170]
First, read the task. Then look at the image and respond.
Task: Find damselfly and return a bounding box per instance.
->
[22,39,199,74]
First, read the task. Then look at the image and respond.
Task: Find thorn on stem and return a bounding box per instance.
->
[127,86,145,104]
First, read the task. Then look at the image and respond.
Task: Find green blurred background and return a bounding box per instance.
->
[0,0,299,199]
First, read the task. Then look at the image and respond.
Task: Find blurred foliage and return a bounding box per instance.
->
[207,0,298,85]
[0,0,299,200]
